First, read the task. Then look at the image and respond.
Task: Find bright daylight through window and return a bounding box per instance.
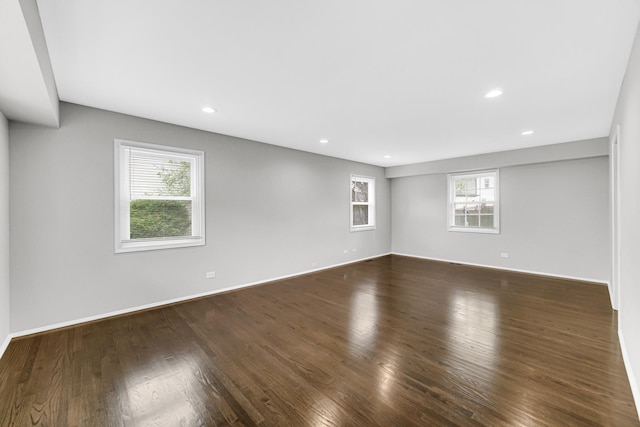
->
[351,174,376,231]
[448,170,499,234]
[114,139,205,252]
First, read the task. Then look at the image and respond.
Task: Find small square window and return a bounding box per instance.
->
[448,170,499,234]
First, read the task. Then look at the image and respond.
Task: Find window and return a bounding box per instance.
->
[448,170,499,234]
[114,139,205,253]
[350,174,376,231]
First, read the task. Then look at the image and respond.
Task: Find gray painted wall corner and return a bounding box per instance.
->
[8,102,391,332]
[610,20,640,419]
[0,113,10,354]
[391,157,610,283]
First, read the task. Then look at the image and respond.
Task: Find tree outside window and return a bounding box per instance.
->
[115,139,205,253]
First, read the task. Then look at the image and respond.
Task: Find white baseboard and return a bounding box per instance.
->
[0,333,11,360]
[10,252,391,341]
[608,281,618,311]
[391,252,608,286]
[619,328,640,420]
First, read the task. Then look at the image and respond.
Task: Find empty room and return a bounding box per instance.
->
[1,0,640,425]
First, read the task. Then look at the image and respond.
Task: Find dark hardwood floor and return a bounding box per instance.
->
[0,255,638,426]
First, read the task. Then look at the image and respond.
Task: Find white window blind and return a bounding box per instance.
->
[115,139,205,253]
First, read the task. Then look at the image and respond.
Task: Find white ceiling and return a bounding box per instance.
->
[21,1,640,165]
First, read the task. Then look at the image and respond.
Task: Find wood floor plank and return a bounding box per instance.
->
[0,255,638,426]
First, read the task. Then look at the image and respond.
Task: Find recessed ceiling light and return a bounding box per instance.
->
[384,155,392,159]
[202,106,217,113]
[485,89,503,98]
[521,130,534,136]
[319,139,329,144]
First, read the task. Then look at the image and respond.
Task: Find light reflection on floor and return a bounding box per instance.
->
[308,394,341,427]
[348,283,379,356]
[376,353,399,404]
[447,289,499,370]
[347,282,402,407]
[124,354,201,426]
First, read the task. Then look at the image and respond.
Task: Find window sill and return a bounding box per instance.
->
[115,237,205,253]
[350,225,376,232]
[448,227,499,235]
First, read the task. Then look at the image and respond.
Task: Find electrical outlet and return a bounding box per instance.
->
[500,252,509,258]
[311,262,318,267]
[352,248,357,253]
[343,249,349,254]
[206,271,216,278]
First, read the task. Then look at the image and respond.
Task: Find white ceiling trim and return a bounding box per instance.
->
[0,0,58,127]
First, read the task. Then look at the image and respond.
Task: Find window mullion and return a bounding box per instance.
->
[115,139,205,253]
[350,174,376,231]
[448,170,499,234]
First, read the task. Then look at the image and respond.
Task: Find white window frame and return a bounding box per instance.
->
[350,174,376,232]
[448,169,499,234]
[114,139,205,253]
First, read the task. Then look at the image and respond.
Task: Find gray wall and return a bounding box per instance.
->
[0,113,9,349]
[9,103,391,332]
[611,21,640,415]
[392,156,609,282]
